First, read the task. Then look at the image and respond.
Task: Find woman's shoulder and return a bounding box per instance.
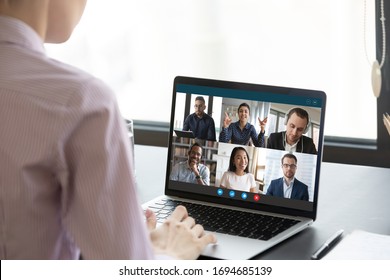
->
[222,171,235,177]
[244,172,255,179]
[246,122,256,130]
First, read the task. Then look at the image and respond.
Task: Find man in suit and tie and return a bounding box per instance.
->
[266,153,309,201]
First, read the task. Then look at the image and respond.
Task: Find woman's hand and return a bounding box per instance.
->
[258,117,268,132]
[145,206,217,259]
[223,112,232,128]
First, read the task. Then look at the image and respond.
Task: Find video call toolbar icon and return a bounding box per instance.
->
[216,188,260,202]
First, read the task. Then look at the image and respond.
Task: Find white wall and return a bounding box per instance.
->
[46,0,378,139]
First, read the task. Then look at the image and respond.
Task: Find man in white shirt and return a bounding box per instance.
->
[266,154,309,201]
[266,107,317,154]
[170,143,210,185]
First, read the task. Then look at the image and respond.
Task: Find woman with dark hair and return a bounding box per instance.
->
[220,147,257,193]
[219,103,267,147]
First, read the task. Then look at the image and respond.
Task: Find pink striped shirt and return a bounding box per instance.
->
[0,16,154,259]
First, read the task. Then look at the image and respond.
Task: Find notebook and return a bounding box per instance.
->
[143,76,326,259]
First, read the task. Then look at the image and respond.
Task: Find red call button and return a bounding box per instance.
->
[254,194,260,202]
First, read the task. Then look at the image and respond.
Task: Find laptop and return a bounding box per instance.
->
[173,129,195,138]
[143,76,326,259]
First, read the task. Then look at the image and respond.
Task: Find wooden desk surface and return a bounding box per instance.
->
[134,145,390,259]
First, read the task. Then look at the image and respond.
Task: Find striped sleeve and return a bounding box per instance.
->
[58,78,155,259]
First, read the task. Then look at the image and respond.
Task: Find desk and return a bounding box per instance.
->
[134,145,390,260]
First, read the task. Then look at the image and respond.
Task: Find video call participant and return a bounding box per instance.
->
[266,107,317,154]
[170,142,210,185]
[0,0,216,260]
[219,103,267,147]
[266,153,309,201]
[219,147,257,193]
[183,96,216,141]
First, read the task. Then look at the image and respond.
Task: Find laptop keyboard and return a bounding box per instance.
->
[148,198,300,241]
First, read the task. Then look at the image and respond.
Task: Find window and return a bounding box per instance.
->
[46,0,378,141]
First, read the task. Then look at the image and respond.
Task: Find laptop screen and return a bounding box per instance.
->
[166,76,326,219]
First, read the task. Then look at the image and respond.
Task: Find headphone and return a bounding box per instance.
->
[284,107,311,134]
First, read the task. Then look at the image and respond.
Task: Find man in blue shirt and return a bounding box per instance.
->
[183,96,216,141]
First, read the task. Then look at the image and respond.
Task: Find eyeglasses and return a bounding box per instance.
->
[282,164,297,169]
